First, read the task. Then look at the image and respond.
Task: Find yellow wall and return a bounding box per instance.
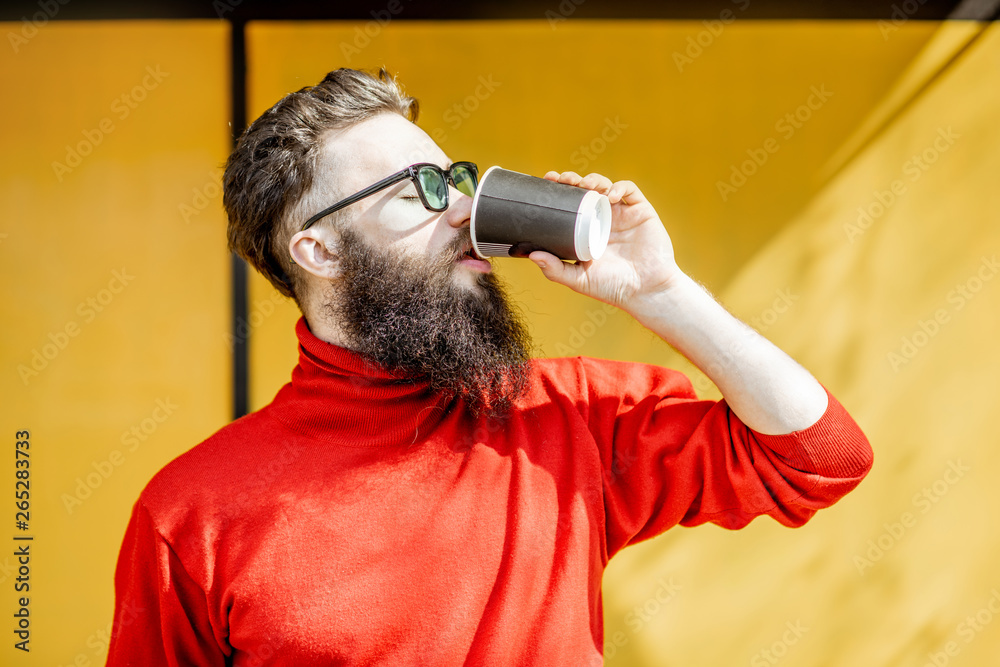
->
[674,23,1000,667]
[245,20,940,409]
[0,21,230,666]
[4,16,996,667]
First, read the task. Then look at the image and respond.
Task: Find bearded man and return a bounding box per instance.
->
[106,68,873,666]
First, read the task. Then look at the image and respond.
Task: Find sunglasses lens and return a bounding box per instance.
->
[452,164,477,197]
[417,167,448,210]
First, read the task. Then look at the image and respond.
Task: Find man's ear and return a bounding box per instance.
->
[289,228,342,281]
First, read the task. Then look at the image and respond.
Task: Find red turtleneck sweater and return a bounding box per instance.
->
[106,317,872,666]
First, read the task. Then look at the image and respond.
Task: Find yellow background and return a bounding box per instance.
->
[1,17,997,666]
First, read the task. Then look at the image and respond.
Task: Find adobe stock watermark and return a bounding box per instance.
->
[179,172,222,224]
[240,638,287,667]
[748,288,798,334]
[57,600,145,666]
[7,0,71,54]
[442,75,502,131]
[61,397,179,514]
[545,0,586,28]
[879,0,933,41]
[919,587,1000,667]
[399,130,449,166]
[570,117,628,173]
[338,0,413,63]
[750,620,809,666]
[843,127,959,244]
[0,556,14,585]
[212,0,242,17]
[690,287,799,396]
[213,445,306,536]
[51,65,170,182]
[429,74,502,145]
[853,459,969,575]
[550,302,617,356]
[716,84,833,202]
[672,0,751,72]
[887,254,997,372]
[17,268,135,386]
[601,577,683,663]
[224,292,287,351]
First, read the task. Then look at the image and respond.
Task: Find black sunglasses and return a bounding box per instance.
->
[300,161,479,231]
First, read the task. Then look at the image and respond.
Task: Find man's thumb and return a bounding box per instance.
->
[529,250,579,288]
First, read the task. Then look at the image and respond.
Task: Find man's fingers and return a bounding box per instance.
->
[543,170,615,195]
[529,251,583,289]
[607,180,643,206]
[578,172,614,194]
[550,171,582,186]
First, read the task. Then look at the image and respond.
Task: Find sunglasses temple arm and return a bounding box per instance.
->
[300,170,411,231]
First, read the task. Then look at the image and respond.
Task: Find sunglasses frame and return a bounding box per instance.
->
[300,161,479,231]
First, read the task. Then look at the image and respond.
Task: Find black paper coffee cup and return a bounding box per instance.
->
[470,166,612,261]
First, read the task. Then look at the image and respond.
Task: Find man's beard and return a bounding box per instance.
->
[321,225,534,420]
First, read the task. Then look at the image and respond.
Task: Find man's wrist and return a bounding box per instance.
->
[621,270,709,335]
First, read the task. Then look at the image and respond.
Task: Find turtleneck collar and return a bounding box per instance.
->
[264,316,456,447]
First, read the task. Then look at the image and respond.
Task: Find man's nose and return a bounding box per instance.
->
[444,188,473,228]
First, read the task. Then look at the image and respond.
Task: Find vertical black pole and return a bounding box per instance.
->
[230,17,249,420]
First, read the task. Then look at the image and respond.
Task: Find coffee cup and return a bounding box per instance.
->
[470,166,612,262]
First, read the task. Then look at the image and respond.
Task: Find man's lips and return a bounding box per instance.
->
[455,245,491,273]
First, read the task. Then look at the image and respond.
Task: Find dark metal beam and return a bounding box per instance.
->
[229,18,249,420]
[0,0,971,21]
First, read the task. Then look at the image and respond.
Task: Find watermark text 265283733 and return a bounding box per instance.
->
[14,431,31,533]
[13,429,33,653]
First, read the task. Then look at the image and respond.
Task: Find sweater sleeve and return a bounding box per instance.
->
[576,357,874,559]
[106,499,228,667]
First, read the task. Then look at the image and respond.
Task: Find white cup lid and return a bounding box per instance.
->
[574,190,612,261]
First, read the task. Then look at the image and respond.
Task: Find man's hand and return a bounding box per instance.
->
[528,170,685,311]
[529,169,829,436]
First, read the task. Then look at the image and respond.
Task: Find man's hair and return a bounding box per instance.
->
[223,68,419,306]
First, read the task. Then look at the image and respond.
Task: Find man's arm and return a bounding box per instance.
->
[528,171,828,435]
[623,271,828,435]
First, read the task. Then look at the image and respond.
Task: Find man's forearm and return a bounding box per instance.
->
[623,271,828,436]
